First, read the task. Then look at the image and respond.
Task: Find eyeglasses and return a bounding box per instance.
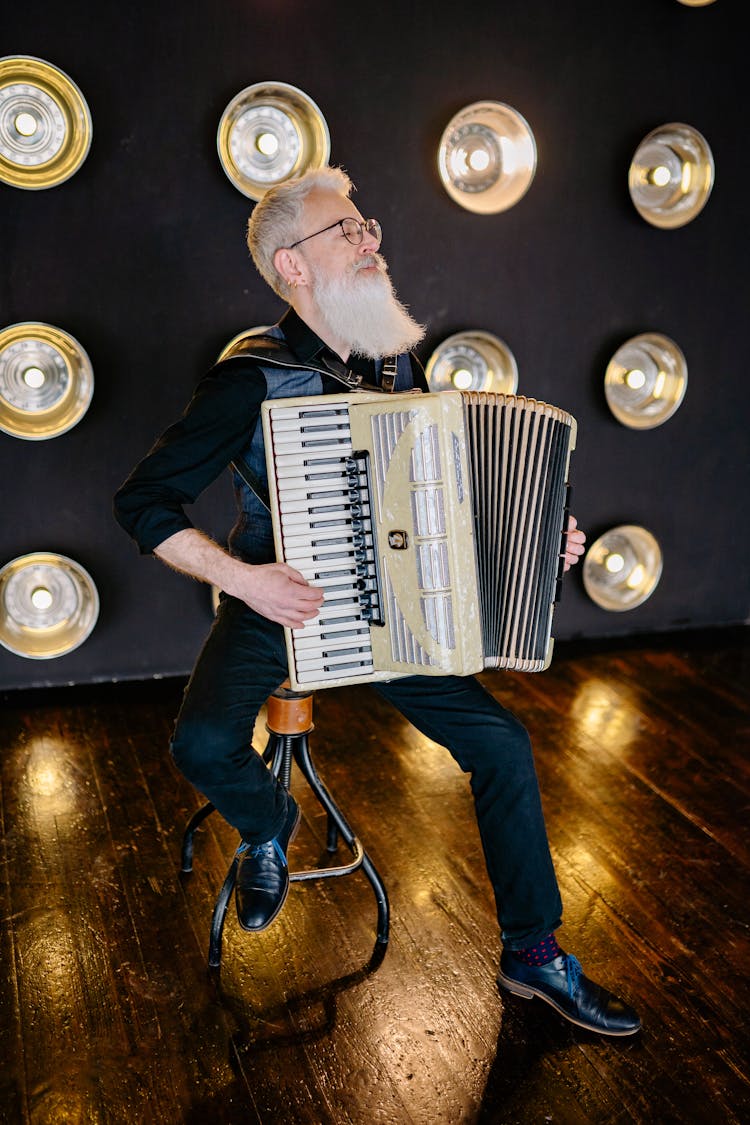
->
[287,217,382,250]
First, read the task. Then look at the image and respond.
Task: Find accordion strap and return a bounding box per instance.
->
[380,355,398,392]
[230,456,271,514]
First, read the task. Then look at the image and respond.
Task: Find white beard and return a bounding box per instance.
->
[309,255,425,359]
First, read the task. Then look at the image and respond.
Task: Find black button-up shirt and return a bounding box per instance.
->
[113,308,427,555]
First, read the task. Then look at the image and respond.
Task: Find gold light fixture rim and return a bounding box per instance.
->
[217,80,330,200]
[604,331,688,429]
[0,320,94,440]
[628,121,714,229]
[583,524,663,612]
[425,328,519,394]
[0,551,100,659]
[0,54,92,190]
[437,99,537,214]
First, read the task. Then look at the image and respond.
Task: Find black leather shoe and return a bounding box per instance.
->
[235,796,300,932]
[497,950,641,1037]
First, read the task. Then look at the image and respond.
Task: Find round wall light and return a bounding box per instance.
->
[425,330,518,393]
[628,122,714,229]
[583,525,663,611]
[0,553,99,659]
[0,322,94,440]
[217,81,330,200]
[438,101,537,214]
[604,332,687,429]
[676,1,717,6]
[0,55,92,189]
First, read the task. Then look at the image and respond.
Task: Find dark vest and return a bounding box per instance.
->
[219,323,418,563]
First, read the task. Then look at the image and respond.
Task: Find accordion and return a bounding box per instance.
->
[261,390,576,691]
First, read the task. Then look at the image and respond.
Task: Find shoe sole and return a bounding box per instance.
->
[496,970,641,1037]
[236,804,302,933]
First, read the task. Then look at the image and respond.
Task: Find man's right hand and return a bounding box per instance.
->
[229,561,324,628]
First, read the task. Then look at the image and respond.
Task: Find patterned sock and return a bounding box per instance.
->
[510,933,563,966]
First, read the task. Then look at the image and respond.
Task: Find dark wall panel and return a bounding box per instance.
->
[1,0,747,688]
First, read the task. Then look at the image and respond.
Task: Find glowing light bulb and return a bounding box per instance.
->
[468,147,491,172]
[14,112,38,137]
[648,165,671,187]
[31,587,54,611]
[605,553,625,574]
[255,131,279,156]
[23,366,46,388]
[624,368,646,390]
[452,368,473,390]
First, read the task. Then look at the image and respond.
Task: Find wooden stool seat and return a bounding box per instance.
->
[180,682,389,968]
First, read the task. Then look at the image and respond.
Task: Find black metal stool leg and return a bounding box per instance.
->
[292,733,390,945]
[180,801,215,873]
[208,854,240,969]
[326,815,339,853]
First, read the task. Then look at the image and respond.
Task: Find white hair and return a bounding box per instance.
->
[246,166,354,297]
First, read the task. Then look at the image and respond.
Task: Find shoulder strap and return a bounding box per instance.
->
[220,333,301,368]
[230,455,271,513]
[380,355,399,392]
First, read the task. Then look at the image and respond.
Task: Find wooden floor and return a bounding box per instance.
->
[1,626,748,1124]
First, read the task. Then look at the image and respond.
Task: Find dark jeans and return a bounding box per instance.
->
[171,594,563,948]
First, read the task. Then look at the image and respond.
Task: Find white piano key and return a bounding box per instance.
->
[294,646,374,672]
[304,602,364,623]
[281,511,365,532]
[293,623,369,644]
[271,410,348,425]
[278,485,351,504]
[274,463,352,482]
[294,660,375,684]
[318,574,363,592]
[270,405,350,422]
[294,558,362,579]
[284,535,355,553]
[280,499,370,519]
[284,553,350,569]
[293,615,369,638]
[273,444,352,461]
[273,435,350,451]
[294,632,372,657]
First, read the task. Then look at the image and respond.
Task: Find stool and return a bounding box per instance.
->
[180,683,390,968]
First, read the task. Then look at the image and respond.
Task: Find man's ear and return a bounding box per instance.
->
[273,247,307,290]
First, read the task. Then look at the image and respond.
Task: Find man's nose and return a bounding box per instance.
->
[359,225,380,252]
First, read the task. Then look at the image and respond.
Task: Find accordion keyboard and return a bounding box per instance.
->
[264,400,381,685]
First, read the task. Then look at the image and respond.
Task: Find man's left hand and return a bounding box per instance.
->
[563,515,586,571]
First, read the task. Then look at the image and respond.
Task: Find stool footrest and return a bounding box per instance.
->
[290,838,364,882]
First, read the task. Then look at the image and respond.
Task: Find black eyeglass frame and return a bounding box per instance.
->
[286,217,382,250]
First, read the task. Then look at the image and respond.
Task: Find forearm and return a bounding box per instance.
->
[154,528,247,597]
[154,528,324,628]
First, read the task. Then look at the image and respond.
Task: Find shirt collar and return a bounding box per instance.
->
[277,306,332,364]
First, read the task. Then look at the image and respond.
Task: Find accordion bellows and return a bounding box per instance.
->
[262,390,576,691]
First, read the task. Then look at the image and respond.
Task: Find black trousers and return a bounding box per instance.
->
[171,594,563,949]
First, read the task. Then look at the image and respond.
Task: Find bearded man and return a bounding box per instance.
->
[114,166,640,1037]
